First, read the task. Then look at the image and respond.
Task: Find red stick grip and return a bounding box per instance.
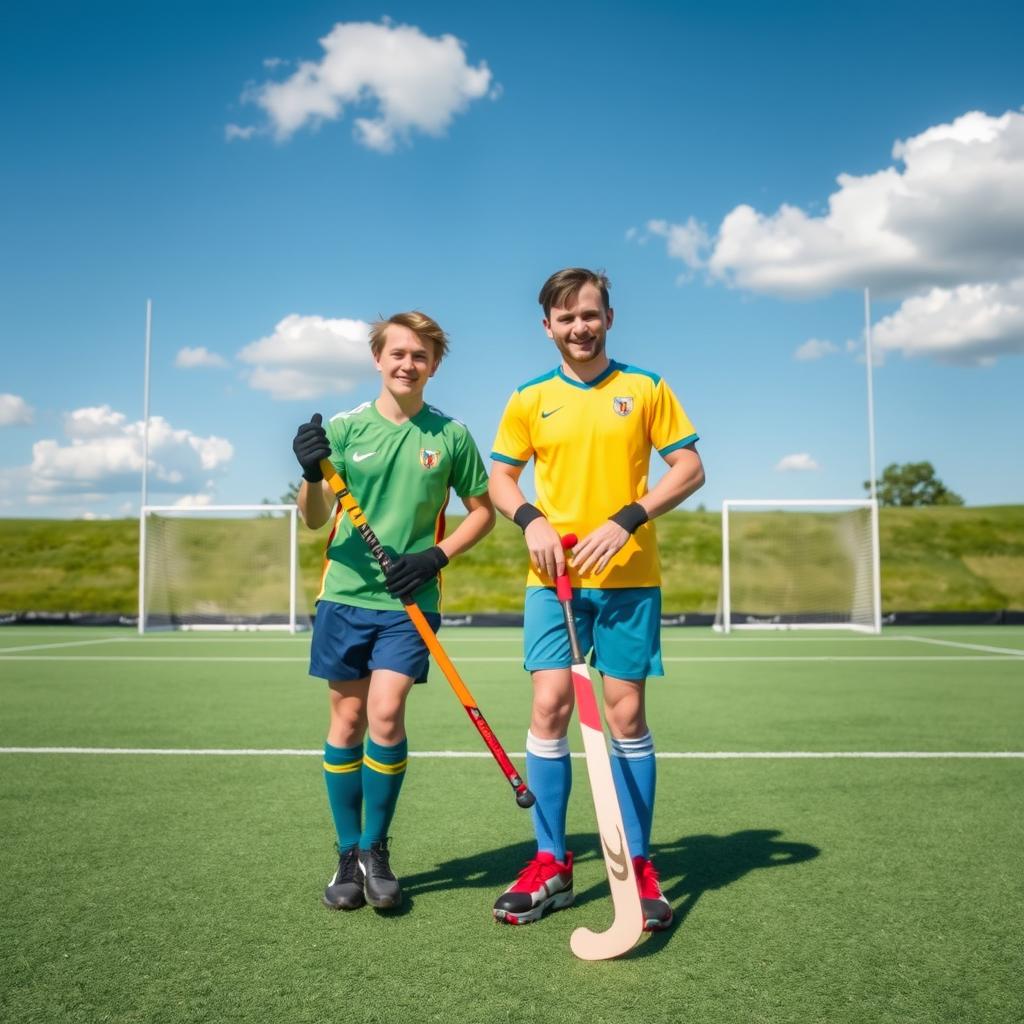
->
[556,533,577,601]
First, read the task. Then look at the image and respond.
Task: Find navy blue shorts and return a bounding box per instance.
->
[309,600,441,684]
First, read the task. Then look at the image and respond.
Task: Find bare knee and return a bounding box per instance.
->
[603,677,647,738]
[531,671,574,738]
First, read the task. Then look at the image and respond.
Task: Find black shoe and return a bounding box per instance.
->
[359,838,402,908]
[323,847,366,910]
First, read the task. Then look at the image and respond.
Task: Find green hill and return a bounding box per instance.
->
[1,506,1022,616]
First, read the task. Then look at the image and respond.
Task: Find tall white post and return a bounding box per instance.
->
[138,299,152,635]
[864,288,883,632]
[864,289,878,503]
[141,299,152,509]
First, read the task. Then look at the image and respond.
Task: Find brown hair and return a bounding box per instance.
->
[369,310,450,363]
[537,267,611,318]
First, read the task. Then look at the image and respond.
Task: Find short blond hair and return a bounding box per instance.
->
[369,311,450,363]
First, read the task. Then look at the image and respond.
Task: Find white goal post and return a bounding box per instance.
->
[715,499,882,634]
[138,505,302,633]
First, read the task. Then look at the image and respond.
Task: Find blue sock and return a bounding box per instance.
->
[360,737,408,848]
[323,741,363,851]
[610,732,656,859]
[526,731,571,861]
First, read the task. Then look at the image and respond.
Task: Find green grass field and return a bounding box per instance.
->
[2,626,1023,1023]
[3,505,1024,615]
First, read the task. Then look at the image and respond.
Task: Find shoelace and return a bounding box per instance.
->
[336,848,361,883]
[634,858,664,900]
[515,857,561,889]
[367,842,396,880]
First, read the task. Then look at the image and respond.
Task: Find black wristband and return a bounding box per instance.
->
[513,502,545,532]
[609,502,648,535]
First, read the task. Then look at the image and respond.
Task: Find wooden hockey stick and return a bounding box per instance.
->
[318,458,535,808]
[556,534,644,961]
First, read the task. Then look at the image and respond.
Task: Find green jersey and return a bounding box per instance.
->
[317,399,489,613]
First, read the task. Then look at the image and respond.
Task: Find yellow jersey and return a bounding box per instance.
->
[491,360,698,589]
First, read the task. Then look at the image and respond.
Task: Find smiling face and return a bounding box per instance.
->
[543,281,614,372]
[374,323,439,401]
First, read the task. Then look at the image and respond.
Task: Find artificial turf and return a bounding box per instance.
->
[1,627,1022,1024]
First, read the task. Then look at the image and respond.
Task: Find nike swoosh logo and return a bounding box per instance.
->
[541,407,563,419]
[351,451,376,463]
[603,827,630,881]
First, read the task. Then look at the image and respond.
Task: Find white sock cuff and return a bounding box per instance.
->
[610,731,654,759]
[526,731,570,759]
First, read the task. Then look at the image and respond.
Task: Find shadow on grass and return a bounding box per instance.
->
[402,827,820,945]
[629,829,821,957]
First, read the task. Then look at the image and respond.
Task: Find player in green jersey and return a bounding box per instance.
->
[291,310,494,912]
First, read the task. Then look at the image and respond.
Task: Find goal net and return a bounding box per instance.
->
[139,505,302,632]
[714,499,881,633]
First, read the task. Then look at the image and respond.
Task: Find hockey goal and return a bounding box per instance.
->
[714,499,881,633]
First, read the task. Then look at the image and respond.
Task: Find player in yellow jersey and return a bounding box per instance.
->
[489,268,705,930]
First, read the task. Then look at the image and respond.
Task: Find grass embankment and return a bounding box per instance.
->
[1,506,1022,615]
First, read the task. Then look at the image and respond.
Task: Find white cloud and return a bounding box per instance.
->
[646,218,710,271]
[872,278,1024,365]
[646,108,1024,366]
[699,109,1024,298]
[775,453,821,472]
[28,405,233,497]
[239,20,494,152]
[174,491,215,507]
[794,338,839,361]
[176,346,229,369]
[262,57,287,70]
[0,393,34,426]
[225,123,258,142]
[237,314,376,400]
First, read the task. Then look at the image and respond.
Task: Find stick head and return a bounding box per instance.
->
[515,787,536,808]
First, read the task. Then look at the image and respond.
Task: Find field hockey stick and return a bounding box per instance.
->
[557,533,643,961]
[318,458,535,809]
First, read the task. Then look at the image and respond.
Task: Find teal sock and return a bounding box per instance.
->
[360,737,408,847]
[323,741,363,851]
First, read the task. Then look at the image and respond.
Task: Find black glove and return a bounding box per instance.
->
[384,546,450,601]
[292,413,331,482]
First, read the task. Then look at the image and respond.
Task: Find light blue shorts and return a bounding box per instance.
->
[523,586,663,680]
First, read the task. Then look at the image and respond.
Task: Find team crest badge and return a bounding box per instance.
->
[613,396,634,417]
[420,448,440,469]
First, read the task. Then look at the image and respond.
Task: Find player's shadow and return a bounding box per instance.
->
[400,828,819,938]
[628,829,820,955]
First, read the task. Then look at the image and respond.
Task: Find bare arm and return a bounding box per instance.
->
[437,492,496,560]
[488,461,566,581]
[573,444,705,576]
[297,478,335,531]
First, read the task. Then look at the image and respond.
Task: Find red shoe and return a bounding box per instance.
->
[633,855,673,931]
[493,851,575,925]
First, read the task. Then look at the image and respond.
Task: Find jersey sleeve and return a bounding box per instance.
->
[325,413,349,475]
[649,379,699,457]
[449,425,490,499]
[490,390,533,467]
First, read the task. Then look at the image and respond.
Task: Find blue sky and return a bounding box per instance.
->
[2,0,1022,518]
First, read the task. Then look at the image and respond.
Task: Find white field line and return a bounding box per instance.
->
[0,747,1021,759]
[903,635,1024,657]
[0,636,132,654]
[1,655,1022,665]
